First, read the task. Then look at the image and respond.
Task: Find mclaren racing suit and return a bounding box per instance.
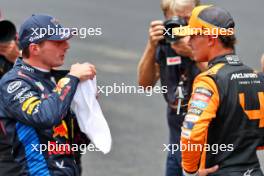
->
[181,54,264,176]
[0,58,88,176]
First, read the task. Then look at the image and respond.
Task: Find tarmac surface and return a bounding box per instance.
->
[1,0,264,175]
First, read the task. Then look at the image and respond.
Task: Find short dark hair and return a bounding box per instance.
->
[22,41,45,58]
[218,35,237,49]
[22,47,30,58]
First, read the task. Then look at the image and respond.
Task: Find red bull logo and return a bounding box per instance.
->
[53,120,69,139]
[54,78,70,94]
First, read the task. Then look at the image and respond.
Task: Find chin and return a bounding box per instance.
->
[53,62,64,68]
[193,55,206,62]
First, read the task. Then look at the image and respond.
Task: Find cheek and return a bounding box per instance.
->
[191,39,207,61]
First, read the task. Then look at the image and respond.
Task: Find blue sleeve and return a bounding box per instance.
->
[0,75,79,129]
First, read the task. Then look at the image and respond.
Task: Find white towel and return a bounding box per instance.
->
[71,77,112,154]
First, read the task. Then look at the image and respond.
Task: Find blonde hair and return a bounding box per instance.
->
[161,0,200,14]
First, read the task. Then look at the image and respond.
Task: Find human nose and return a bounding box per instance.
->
[63,40,70,50]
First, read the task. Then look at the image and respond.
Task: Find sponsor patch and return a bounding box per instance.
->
[13,87,30,101]
[183,121,195,130]
[181,127,191,139]
[26,100,41,115]
[166,56,181,66]
[17,92,34,103]
[230,73,258,80]
[32,104,40,115]
[192,93,211,103]
[185,114,200,122]
[21,65,34,73]
[54,78,70,94]
[53,120,68,139]
[60,86,71,101]
[7,81,22,93]
[190,100,208,109]
[22,97,38,111]
[225,55,240,65]
[188,108,203,116]
[194,87,213,97]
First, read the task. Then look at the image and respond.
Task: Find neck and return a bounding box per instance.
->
[23,57,51,71]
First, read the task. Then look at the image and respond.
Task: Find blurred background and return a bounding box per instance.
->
[1,0,264,175]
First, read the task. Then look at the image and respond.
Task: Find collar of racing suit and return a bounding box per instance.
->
[14,58,69,81]
[207,53,243,69]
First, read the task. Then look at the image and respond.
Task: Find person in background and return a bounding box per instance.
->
[137,0,208,175]
[0,10,20,78]
[0,10,22,176]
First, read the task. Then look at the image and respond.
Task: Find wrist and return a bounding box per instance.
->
[148,40,158,50]
[68,73,80,81]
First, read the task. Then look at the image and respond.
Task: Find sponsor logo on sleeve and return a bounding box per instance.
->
[181,127,192,139]
[190,100,208,109]
[183,121,195,130]
[32,104,40,115]
[7,81,22,93]
[26,100,41,115]
[13,87,31,101]
[59,86,71,101]
[185,114,200,122]
[194,87,213,97]
[192,93,211,102]
[22,97,39,111]
[54,78,70,94]
[188,108,203,116]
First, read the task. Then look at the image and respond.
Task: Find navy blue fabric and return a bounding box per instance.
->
[0,58,81,175]
[156,43,200,176]
[156,43,200,105]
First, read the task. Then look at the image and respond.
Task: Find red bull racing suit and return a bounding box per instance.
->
[0,58,89,176]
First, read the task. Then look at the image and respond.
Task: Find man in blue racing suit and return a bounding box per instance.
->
[0,14,96,175]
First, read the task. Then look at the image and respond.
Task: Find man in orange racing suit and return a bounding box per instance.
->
[173,5,264,176]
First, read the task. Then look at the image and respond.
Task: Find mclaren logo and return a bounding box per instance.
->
[230,73,258,80]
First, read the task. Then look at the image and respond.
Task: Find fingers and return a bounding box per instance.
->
[205,165,219,174]
[149,20,165,46]
[69,62,97,81]
[198,165,219,176]
[150,20,163,28]
[84,63,96,77]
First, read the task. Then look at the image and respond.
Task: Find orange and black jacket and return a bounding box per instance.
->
[181,54,264,175]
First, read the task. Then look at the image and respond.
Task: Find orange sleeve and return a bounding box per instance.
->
[181,74,220,173]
